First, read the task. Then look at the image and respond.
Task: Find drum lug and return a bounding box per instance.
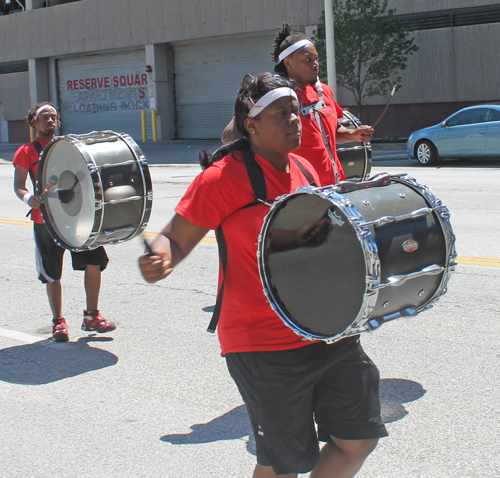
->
[367,307,417,330]
[359,207,433,229]
[373,264,443,290]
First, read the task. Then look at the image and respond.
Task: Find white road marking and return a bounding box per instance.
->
[0,327,44,344]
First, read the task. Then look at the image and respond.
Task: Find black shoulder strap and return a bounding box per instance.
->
[207,152,317,334]
[207,149,267,333]
[207,225,228,333]
[28,140,43,186]
[291,156,317,186]
[241,148,267,206]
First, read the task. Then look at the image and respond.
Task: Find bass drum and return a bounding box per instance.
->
[37,130,152,251]
[257,173,456,343]
[336,111,372,181]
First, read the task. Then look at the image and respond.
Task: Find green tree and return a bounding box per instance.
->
[314,0,418,121]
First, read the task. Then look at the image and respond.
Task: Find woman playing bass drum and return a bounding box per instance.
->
[138,72,387,478]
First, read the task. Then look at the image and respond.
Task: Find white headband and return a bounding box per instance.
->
[34,105,57,120]
[278,39,313,62]
[247,88,299,118]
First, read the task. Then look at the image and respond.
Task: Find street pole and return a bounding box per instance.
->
[324,0,337,97]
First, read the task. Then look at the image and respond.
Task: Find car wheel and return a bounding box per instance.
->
[416,140,438,166]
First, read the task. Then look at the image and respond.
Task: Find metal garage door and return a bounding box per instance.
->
[173,35,276,139]
[58,50,151,141]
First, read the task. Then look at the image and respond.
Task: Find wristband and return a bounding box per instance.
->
[23,192,33,205]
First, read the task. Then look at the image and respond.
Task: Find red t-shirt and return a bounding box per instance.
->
[175,151,324,355]
[295,82,346,186]
[12,138,48,224]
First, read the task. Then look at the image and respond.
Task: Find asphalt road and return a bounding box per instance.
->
[1,157,499,477]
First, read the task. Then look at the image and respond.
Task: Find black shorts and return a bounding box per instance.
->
[225,337,388,475]
[33,223,108,283]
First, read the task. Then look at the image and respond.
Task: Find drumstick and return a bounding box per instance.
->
[143,237,155,256]
[26,175,58,217]
[371,85,398,129]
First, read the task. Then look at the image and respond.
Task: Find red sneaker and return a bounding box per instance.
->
[81,310,116,333]
[52,317,69,342]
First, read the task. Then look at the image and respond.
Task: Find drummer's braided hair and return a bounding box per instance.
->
[199,72,294,169]
[272,22,307,77]
[26,102,61,128]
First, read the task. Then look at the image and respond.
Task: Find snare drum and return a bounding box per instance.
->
[257,173,456,343]
[336,111,372,181]
[37,130,152,251]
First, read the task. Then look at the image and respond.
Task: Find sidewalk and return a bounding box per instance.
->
[0,140,408,165]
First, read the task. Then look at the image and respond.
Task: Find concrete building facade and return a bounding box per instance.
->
[1,0,499,142]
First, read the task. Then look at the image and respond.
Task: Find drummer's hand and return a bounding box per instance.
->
[352,125,374,142]
[138,252,173,283]
[28,195,44,209]
[297,218,330,247]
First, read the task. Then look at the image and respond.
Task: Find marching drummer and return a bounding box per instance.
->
[139,73,387,478]
[222,22,374,186]
[13,102,116,342]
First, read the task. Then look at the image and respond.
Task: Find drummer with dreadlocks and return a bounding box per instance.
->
[13,102,116,342]
[222,22,374,186]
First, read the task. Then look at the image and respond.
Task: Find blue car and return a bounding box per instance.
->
[406,105,500,165]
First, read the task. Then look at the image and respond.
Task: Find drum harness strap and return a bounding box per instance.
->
[300,80,340,184]
[207,149,316,333]
[29,140,44,187]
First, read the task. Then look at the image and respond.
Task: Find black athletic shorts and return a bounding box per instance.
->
[33,223,108,283]
[225,337,388,475]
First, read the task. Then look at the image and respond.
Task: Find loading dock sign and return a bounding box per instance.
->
[58,50,151,117]
[62,73,148,114]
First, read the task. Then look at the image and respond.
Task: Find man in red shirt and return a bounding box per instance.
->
[272,22,374,186]
[222,23,374,186]
[13,102,115,342]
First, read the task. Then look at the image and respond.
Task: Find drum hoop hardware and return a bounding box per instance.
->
[103,195,144,205]
[111,131,153,243]
[91,159,139,170]
[359,206,433,229]
[371,264,444,290]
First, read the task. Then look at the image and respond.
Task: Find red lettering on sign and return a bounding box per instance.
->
[138,87,145,99]
[142,73,147,85]
[67,80,73,90]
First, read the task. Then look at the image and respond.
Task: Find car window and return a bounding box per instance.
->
[487,109,500,122]
[447,108,489,126]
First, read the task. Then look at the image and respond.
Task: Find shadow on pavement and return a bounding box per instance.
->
[160,378,425,452]
[0,336,118,385]
[161,404,257,455]
[380,378,426,423]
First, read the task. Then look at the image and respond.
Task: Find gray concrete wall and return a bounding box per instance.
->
[337,22,500,108]
[388,0,498,15]
[0,0,323,63]
[0,72,30,120]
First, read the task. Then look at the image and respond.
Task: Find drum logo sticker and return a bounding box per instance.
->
[402,239,419,252]
[328,208,344,227]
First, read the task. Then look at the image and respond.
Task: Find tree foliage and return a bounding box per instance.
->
[314,0,418,120]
